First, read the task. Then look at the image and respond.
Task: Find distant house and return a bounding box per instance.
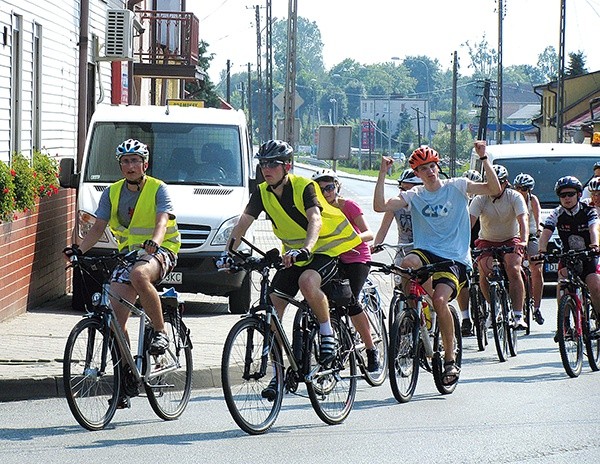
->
[505,104,541,143]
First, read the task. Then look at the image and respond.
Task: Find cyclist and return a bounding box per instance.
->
[584,177,600,215]
[513,173,544,325]
[63,139,180,405]
[220,140,361,397]
[374,141,501,386]
[469,164,529,330]
[373,168,422,261]
[312,168,379,372]
[536,176,600,315]
[581,161,600,201]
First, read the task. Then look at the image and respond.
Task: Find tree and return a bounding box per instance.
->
[185,40,221,108]
[462,34,497,78]
[537,46,558,82]
[566,51,588,77]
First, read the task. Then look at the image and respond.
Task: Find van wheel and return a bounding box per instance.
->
[228,273,251,314]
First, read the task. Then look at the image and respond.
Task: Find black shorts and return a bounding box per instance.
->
[559,255,600,281]
[338,261,371,316]
[407,249,468,300]
[271,254,338,298]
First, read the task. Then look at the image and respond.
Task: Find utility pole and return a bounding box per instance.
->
[253,5,263,143]
[247,62,253,147]
[557,0,566,142]
[226,59,231,103]
[283,0,298,151]
[450,51,458,177]
[476,79,492,141]
[496,0,504,144]
[265,0,273,139]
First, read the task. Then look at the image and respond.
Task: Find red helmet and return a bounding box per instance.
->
[409,145,440,170]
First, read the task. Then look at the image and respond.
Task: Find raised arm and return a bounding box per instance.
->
[467,141,501,197]
[373,156,408,212]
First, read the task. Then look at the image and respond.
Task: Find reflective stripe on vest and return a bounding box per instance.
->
[258,174,360,264]
[108,176,181,253]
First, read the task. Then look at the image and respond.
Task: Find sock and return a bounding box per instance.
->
[461,310,470,320]
[319,321,333,336]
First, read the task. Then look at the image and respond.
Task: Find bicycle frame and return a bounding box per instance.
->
[558,269,585,338]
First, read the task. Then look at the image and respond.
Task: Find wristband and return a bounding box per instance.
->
[479,156,488,161]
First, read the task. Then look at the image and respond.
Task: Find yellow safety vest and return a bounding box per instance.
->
[108,176,180,254]
[259,174,361,265]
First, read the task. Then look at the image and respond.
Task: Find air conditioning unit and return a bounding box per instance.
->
[105,9,134,60]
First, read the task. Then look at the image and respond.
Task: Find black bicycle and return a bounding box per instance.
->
[469,249,489,352]
[220,238,357,435]
[63,251,193,431]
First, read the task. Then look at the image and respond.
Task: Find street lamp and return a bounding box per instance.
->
[329,98,338,125]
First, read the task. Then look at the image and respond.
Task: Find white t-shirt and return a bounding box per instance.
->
[469,188,527,242]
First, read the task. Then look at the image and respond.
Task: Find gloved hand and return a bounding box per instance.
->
[215,251,235,269]
[142,239,159,253]
[63,244,82,258]
[530,252,545,262]
[284,247,311,263]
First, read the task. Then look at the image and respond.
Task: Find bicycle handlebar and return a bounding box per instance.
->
[368,259,457,281]
[223,236,283,274]
[371,242,414,254]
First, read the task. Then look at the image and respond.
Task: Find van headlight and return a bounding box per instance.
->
[212,216,239,246]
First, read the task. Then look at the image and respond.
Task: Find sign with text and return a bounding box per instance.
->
[317,125,352,160]
[361,120,376,150]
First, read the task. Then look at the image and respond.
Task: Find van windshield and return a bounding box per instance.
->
[499,156,595,208]
[85,122,243,186]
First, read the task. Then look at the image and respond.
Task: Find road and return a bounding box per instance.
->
[1,297,598,463]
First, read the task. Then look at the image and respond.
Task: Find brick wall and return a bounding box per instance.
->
[0,189,75,322]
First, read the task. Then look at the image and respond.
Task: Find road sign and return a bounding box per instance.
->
[273,91,304,112]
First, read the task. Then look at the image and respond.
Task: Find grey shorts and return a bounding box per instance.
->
[111,247,177,285]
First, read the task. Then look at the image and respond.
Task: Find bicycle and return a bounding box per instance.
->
[475,245,520,362]
[469,249,489,352]
[368,259,463,403]
[541,249,600,377]
[63,251,193,431]
[520,257,535,336]
[220,237,357,435]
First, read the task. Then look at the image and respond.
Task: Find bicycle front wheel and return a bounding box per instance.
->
[471,286,488,352]
[557,295,583,378]
[63,317,121,431]
[307,318,357,425]
[432,305,462,395]
[388,310,420,403]
[490,286,509,362]
[221,317,284,435]
[584,302,600,371]
[145,312,193,420]
[361,293,388,387]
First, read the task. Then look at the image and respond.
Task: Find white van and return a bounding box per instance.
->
[470,142,600,276]
[60,104,256,313]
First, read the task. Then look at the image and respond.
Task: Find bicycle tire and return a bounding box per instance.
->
[361,292,388,387]
[490,285,509,362]
[307,317,357,425]
[63,317,121,431]
[557,295,583,378]
[583,301,600,371]
[145,312,193,420]
[388,310,420,403]
[505,292,518,358]
[388,291,403,330]
[522,269,534,336]
[432,305,462,395]
[471,285,488,352]
[221,317,284,435]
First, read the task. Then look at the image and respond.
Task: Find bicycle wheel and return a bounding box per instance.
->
[471,286,488,352]
[221,317,284,435]
[557,295,583,378]
[432,305,462,395]
[583,302,600,371]
[388,310,420,403]
[307,318,357,425]
[490,286,509,362]
[63,317,121,431]
[522,270,534,336]
[361,292,388,387]
[506,293,518,358]
[145,312,193,420]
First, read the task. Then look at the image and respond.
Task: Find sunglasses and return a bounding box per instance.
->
[516,186,530,192]
[558,191,577,199]
[320,184,336,193]
[259,160,284,169]
[119,158,144,166]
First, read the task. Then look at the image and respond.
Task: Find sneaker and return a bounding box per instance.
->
[319,334,338,365]
[149,331,169,355]
[513,314,528,330]
[533,309,545,325]
[261,377,278,401]
[109,394,130,409]
[461,319,473,337]
[366,348,380,372]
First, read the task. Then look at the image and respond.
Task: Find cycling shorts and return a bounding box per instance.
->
[111,247,177,285]
[406,249,468,301]
[558,254,600,281]
[271,253,338,298]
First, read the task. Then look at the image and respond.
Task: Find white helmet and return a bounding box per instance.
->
[116,139,149,161]
[311,168,339,183]
[463,169,483,182]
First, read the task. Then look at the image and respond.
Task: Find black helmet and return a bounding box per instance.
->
[256,140,293,161]
[554,176,583,194]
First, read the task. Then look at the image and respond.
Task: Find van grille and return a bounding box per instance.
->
[193,187,233,195]
[94,185,108,192]
[178,223,211,249]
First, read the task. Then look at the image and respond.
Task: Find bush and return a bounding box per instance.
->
[0,161,15,222]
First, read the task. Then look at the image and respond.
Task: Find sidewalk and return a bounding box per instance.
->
[0,165,387,402]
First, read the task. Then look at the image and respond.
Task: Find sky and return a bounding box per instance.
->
[190,0,600,84]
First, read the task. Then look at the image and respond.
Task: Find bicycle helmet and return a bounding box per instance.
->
[588,177,600,192]
[593,160,600,170]
[513,173,535,190]
[116,139,149,161]
[555,175,583,194]
[311,168,339,183]
[398,168,423,185]
[462,169,483,182]
[255,139,293,161]
[492,164,509,182]
[408,145,440,170]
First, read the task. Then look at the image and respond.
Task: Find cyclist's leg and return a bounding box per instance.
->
[504,250,525,314]
[341,262,375,350]
[528,239,545,323]
[584,259,600,313]
[129,253,166,332]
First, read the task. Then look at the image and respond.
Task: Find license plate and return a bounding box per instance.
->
[162,272,182,284]
[544,262,558,273]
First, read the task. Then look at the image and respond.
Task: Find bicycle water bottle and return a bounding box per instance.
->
[423,299,432,330]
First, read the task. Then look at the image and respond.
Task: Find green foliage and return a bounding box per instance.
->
[185,40,221,108]
[0,161,15,222]
[566,51,587,77]
[537,46,558,81]
[33,150,60,197]
[12,153,36,213]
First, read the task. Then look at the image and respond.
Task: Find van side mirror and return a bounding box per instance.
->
[249,165,264,191]
[59,157,80,189]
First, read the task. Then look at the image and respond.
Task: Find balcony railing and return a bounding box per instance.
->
[135,10,199,66]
